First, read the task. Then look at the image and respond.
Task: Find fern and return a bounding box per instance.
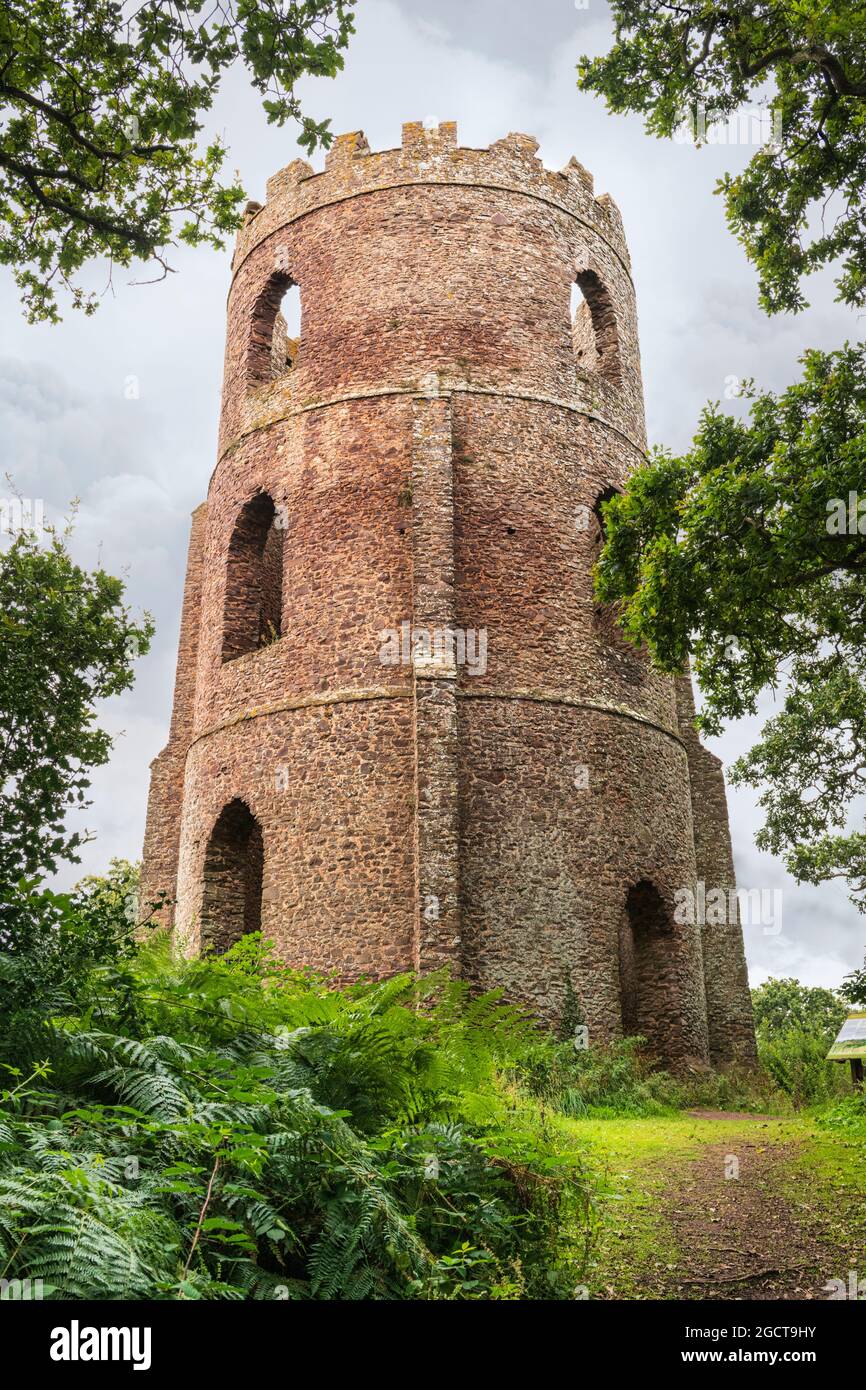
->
[0,931,590,1300]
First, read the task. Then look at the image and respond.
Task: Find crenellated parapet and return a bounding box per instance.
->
[217,122,645,466]
[233,123,632,275]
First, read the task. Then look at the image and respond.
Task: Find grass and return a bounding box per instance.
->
[779,1110,866,1275]
[554,1110,863,1299]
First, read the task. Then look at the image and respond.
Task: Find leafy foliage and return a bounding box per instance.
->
[0,526,153,882]
[816,1091,866,1137]
[839,953,866,1007]
[0,876,138,1070]
[0,911,589,1300]
[0,0,356,320]
[518,1036,778,1119]
[750,977,850,1108]
[581,5,866,907]
[751,977,848,1040]
[595,344,866,906]
[578,0,866,312]
[756,1028,849,1109]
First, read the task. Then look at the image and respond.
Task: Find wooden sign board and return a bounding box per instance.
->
[827,1011,866,1062]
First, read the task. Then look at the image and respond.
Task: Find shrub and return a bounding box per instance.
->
[816,1093,866,1138]
[757,1028,849,1108]
[520,1037,688,1118]
[748,976,852,1109]
[0,928,590,1300]
[667,1059,783,1114]
[520,1035,783,1118]
[751,978,847,1039]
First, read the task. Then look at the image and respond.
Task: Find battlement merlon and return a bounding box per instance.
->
[231,122,631,277]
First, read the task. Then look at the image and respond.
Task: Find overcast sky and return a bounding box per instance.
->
[1,0,862,989]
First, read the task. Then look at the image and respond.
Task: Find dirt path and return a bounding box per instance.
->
[657,1114,838,1299]
[574,1110,866,1300]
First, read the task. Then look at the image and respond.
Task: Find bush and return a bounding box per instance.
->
[520,1035,783,1118]
[520,1037,680,1117]
[816,1093,866,1138]
[667,1059,783,1114]
[748,976,852,1109]
[757,1028,850,1108]
[0,924,590,1301]
[0,869,141,1068]
[751,978,847,1039]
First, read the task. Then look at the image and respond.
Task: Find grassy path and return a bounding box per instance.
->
[558,1110,866,1300]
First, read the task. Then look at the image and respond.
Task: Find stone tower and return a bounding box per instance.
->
[141,122,756,1066]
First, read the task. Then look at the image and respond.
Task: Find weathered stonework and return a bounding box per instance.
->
[141,122,757,1065]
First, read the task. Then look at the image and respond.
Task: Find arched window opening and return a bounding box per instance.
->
[271,307,300,377]
[570,271,621,381]
[222,492,285,663]
[200,799,264,954]
[591,485,621,547]
[619,880,675,1053]
[591,480,647,682]
[571,282,599,372]
[247,273,302,388]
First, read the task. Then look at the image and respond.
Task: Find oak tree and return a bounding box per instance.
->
[578,0,866,312]
[595,345,866,906]
[0,0,355,320]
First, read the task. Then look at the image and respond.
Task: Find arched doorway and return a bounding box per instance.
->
[618,879,676,1057]
[200,799,264,953]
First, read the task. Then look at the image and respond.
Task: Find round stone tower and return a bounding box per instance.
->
[141,122,756,1065]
